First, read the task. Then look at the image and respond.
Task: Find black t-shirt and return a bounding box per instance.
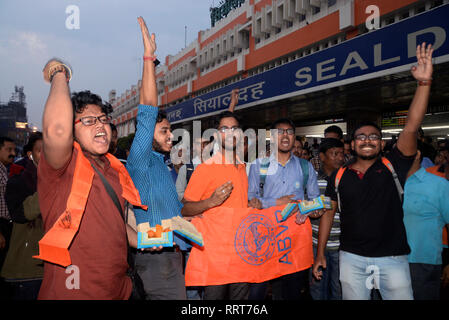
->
[325,146,415,257]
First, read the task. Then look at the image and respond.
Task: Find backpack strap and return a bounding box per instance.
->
[185,163,195,185]
[298,158,309,193]
[259,158,270,198]
[335,166,347,213]
[334,157,404,213]
[381,157,404,202]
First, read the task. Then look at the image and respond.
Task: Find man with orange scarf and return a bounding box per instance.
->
[35,19,148,299]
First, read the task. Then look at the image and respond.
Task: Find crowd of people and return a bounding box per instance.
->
[0,17,448,301]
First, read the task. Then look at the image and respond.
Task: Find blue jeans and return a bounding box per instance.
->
[339,251,413,300]
[310,247,341,300]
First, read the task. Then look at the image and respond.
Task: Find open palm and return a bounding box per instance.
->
[411,42,433,81]
[138,16,156,56]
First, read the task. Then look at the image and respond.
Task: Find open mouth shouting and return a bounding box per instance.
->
[94,130,109,146]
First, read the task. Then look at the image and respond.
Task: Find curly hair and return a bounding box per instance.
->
[71,90,113,118]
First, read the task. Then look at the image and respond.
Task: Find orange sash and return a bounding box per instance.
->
[185,205,313,286]
[34,142,147,267]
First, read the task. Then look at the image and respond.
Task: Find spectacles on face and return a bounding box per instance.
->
[218,126,240,133]
[277,128,295,136]
[355,134,381,141]
[74,115,112,126]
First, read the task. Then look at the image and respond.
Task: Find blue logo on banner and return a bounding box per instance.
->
[235,214,276,265]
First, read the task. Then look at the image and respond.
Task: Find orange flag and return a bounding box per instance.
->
[185,205,313,286]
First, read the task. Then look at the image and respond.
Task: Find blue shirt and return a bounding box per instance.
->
[248,154,320,208]
[126,105,188,250]
[403,167,449,265]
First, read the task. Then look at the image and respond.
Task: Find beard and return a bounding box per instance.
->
[220,136,240,151]
[153,139,167,154]
[356,144,381,160]
[358,153,379,160]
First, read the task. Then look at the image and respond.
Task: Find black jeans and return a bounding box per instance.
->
[135,249,186,300]
[204,282,250,300]
[410,263,442,300]
[249,268,312,300]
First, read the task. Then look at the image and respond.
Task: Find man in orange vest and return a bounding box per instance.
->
[35,19,147,300]
[181,111,251,300]
[313,43,434,300]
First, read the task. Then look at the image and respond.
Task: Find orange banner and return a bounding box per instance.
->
[185,206,313,286]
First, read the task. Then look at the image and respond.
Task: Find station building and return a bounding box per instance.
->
[110,0,449,146]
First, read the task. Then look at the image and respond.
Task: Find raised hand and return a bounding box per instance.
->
[42,59,72,83]
[411,42,433,81]
[229,88,239,112]
[137,16,156,57]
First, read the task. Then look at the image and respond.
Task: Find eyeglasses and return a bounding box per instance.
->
[74,115,112,126]
[276,128,295,135]
[355,134,381,141]
[218,126,240,133]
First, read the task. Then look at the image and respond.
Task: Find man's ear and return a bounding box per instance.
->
[381,139,386,150]
[351,140,355,151]
[319,152,325,162]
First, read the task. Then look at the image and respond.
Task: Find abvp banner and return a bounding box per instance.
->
[185,205,313,286]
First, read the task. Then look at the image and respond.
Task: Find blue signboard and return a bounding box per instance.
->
[166,4,449,124]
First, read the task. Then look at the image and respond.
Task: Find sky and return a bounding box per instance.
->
[0,0,216,130]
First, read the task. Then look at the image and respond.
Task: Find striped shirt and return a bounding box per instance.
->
[310,170,340,250]
[0,162,10,220]
[126,104,188,250]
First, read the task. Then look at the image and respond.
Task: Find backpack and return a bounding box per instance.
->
[334,157,404,212]
[258,156,310,198]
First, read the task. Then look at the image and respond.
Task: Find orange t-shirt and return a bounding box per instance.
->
[184,152,248,208]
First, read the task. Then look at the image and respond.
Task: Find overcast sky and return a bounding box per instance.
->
[0,0,215,130]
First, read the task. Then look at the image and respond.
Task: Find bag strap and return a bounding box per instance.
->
[334,157,404,213]
[298,158,309,188]
[334,166,347,213]
[298,158,309,199]
[91,163,124,220]
[91,164,133,267]
[185,163,195,185]
[381,157,404,202]
[258,158,270,198]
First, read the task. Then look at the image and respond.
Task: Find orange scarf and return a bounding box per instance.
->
[34,142,147,267]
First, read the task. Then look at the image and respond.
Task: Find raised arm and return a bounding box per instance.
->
[138,16,158,107]
[228,88,239,112]
[127,17,159,164]
[41,60,74,169]
[397,43,434,156]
